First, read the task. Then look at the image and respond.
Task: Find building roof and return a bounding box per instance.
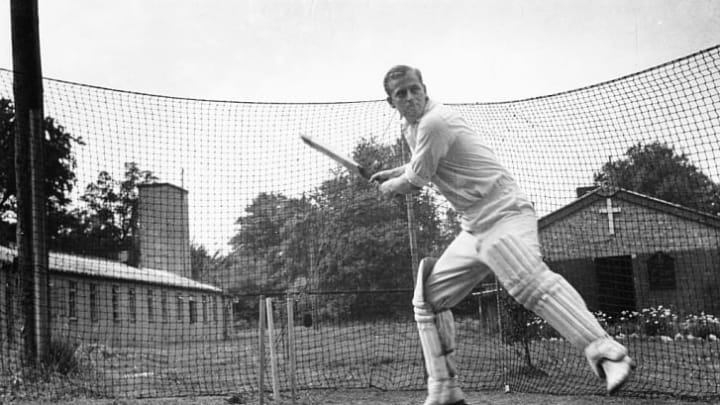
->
[538,186,720,230]
[138,182,188,194]
[0,245,221,293]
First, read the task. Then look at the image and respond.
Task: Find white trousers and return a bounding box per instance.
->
[421,212,539,312]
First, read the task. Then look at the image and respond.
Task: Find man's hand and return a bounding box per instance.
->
[369,166,405,184]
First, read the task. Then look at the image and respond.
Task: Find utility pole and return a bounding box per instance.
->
[11,0,50,366]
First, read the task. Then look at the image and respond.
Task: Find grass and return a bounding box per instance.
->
[2,319,720,403]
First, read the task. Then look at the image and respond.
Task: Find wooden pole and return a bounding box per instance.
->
[258,296,266,405]
[402,136,420,277]
[286,295,297,404]
[406,194,419,276]
[265,297,280,401]
[401,133,426,381]
[10,0,49,367]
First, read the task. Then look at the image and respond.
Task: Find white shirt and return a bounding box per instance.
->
[403,99,530,227]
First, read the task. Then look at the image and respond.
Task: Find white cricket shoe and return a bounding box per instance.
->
[584,337,636,394]
[423,377,466,405]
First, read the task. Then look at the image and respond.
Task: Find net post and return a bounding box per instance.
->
[265,297,280,401]
[10,0,50,367]
[286,294,297,404]
[258,295,266,405]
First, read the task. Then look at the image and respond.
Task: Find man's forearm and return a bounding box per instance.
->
[380,173,422,196]
[388,165,407,178]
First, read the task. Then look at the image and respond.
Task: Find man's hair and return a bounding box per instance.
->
[383,65,424,96]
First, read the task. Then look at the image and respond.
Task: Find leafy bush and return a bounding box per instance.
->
[637,306,678,336]
[612,309,641,335]
[592,306,719,341]
[680,312,720,339]
[42,339,80,375]
[594,306,678,337]
[524,315,559,340]
[501,301,718,342]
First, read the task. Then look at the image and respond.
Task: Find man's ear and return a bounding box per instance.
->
[386,96,395,108]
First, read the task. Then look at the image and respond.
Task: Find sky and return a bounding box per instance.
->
[1,0,719,103]
[1,0,720,253]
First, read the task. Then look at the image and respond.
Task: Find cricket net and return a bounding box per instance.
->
[0,45,719,401]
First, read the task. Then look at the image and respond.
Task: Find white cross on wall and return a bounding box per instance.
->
[599,198,621,235]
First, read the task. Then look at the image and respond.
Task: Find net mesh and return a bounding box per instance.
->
[1,45,719,400]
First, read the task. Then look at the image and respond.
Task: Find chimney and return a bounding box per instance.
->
[137,183,191,279]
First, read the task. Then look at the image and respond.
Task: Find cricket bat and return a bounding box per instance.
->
[300,134,373,181]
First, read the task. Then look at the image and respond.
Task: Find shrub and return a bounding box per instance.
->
[42,339,80,375]
[637,306,678,337]
[592,309,641,336]
[527,315,561,340]
[680,312,720,339]
[594,306,720,340]
[593,310,609,329]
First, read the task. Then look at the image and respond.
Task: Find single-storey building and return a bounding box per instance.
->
[538,186,720,318]
[1,183,228,354]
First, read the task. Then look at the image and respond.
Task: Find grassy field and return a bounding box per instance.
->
[2,319,719,403]
[5,389,720,405]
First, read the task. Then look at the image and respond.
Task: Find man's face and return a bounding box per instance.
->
[387,72,427,123]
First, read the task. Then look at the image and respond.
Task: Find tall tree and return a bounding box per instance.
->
[0,97,84,245]
[225,137,447,319]
[595,142,720,215]
[191,242,225,281]
[309,137,448,318]
[55,162,157,260]
[229,191,312,292]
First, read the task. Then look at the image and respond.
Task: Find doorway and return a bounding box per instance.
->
[594,255,637,319]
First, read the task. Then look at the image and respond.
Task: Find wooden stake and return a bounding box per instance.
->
[265,297,280,401]
[258,296,265,405]
[286,295,297,404]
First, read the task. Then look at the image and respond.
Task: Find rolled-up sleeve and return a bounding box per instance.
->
[405,117,451,188]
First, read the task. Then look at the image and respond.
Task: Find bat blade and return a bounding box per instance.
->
[300,134,370,180]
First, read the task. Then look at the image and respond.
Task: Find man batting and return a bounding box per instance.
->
[370,65,635,405]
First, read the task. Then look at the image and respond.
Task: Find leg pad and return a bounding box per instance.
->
[414,258,465,404]
[482,234,606,348]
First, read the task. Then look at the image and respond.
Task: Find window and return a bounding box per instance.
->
[90,284,98,323]
[202,295,208,324]
[112,286,120,323]
[128,288,136,323]
[147,289,155,323]
[161,291,168,323]
[647,251,676,290]
[68,281,77,319]
[176,294,183,322]
[188,297,197,324]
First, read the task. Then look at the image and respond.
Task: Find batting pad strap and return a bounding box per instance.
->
[414,307,435,324]
[417,318,459,380]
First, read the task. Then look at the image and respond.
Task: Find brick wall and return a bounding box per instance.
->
[540,196,720,315]
[137,183,191,279]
